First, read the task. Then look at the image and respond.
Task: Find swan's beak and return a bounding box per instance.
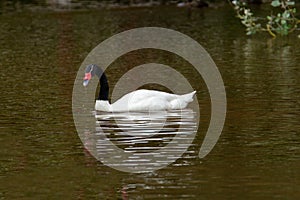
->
[83,72,91,87]
[83,79,89,87]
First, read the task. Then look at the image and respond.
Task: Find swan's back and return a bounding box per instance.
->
[111,89,196,112]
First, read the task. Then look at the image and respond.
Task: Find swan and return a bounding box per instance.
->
[83,64,196,112]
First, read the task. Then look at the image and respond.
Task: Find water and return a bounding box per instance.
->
[1,5,300,199]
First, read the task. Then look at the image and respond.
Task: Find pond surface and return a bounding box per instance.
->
[1,5,300,199]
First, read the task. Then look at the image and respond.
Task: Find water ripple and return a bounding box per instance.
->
[82,109,198,172]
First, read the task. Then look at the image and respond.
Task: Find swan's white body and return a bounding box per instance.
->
[95,89,196,112]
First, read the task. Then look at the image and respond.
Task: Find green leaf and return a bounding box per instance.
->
[282,11,290,18]
[286,1,295,6]
[271,0,281,7]
[246,31,253,35]
[281,19,286,25]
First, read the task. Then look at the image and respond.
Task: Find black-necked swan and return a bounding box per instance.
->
[83,64,196,112]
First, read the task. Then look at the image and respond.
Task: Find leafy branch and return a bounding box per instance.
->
[230,0,300,37]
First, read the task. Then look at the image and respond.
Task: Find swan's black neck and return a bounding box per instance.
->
[94,65,109,101]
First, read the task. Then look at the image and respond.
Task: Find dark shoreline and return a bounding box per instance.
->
[0,0,230,13]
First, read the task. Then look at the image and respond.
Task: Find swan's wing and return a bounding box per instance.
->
[113,90,178,104]
[111,90,176,111]
[129,97,171,111]
[110,89,195,111]
[129,89,179,102]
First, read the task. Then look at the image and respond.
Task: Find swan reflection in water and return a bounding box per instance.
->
[82,109,198,173]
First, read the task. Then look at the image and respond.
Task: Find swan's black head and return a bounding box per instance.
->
[83,64,109,101]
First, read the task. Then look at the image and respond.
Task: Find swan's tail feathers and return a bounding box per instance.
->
[181,91,196,103]
[170,91,196,109]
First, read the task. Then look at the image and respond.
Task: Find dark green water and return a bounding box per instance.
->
[1,5,300,199]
